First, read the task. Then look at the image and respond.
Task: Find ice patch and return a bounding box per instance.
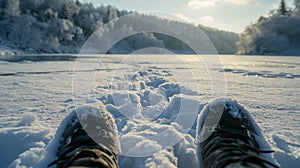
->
[219,68,300,79]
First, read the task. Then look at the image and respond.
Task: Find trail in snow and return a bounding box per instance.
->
[2,62,203,167]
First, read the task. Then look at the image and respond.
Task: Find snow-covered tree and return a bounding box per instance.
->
[59,4,70,19]
[104,6,118,23]
[4,0,20,17]
[294,0,300,15]
[19,0,44,15]
[43,8,58,21]
[237,1,300,55]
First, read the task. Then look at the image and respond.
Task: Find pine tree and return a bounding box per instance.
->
[75,0,81,7]
[279,0,288,15]
[0,0,7,20]
[59,4,69,19]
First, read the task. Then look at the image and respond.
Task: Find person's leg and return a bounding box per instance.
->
[196,99,279,168]
[48,105,119,168]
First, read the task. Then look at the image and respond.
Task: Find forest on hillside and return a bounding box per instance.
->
[237,0,300,55]
[0,0,238,54]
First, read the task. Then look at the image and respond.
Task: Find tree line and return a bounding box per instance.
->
[0,0,238,54]
[237,0,300,55]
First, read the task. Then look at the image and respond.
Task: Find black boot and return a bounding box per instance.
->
[197,99,278,168]
[48,105,119,168]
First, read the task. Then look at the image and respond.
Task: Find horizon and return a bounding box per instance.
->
[82,0,294,33]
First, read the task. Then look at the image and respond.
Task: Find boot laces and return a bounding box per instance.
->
[48,118,118,168]
[201,126,279,168]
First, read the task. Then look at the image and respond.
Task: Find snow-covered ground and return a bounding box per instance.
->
[0,55,299,167]
[0,44,19,56]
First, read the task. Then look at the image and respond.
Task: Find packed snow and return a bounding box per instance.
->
[0,55,299,167]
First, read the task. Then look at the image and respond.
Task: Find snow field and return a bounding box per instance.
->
[0,55,299,167]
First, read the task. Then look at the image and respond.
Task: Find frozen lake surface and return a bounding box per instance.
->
[0,55,299,167]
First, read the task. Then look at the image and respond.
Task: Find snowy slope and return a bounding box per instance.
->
[0,55,299,167]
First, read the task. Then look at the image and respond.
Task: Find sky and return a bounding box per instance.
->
[81,0,294,33]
